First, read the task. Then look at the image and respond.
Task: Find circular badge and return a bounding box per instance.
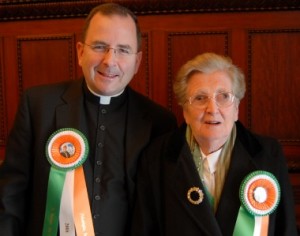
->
[187,187,204,205]
[240,170,280,216]
[46,128,89,171]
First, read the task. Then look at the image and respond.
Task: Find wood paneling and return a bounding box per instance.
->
[0,0,300,228]
[17,35,76,92]
[129,33,150,98]
[0,37,6,148]
[248,30,300,144]
[0,0,298,21]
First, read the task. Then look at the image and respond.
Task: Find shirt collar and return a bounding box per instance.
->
[201,148,222,174]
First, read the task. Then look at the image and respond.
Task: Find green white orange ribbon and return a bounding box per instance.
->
[233,170,280,236]
[43,128,94,236]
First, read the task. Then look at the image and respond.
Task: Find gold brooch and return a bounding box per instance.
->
[187,187,204,205]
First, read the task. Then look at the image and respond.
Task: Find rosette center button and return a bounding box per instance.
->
[254,187,267,203]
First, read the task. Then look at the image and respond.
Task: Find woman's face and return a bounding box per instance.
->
[183,70,239,149]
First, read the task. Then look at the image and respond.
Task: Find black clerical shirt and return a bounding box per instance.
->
[83,84,129,236]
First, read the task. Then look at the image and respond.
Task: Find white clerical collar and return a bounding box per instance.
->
[200,148,222,174]
[87,85,124,105]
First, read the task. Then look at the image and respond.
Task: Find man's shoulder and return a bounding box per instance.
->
[127,87,171,112]
[25,80,82,93]
[25,79,82,96]
[127,87,178,130]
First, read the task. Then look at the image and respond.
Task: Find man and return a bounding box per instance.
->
[0,3,177,236]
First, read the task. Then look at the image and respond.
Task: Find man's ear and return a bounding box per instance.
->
[134,51,142,74]
[76,42,84,66]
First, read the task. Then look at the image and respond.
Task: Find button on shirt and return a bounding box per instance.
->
[83,84,129,236]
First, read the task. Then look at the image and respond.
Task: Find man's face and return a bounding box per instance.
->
[77,13,142,96]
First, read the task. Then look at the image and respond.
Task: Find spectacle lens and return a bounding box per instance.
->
[188,92,235,109]
[84,43,137,58]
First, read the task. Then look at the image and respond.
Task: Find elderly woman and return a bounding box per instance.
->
[131,53,297,236]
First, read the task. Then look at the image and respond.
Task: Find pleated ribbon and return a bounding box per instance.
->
[233,171,280,236]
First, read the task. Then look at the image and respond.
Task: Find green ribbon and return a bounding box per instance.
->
[42,168,66,236]
[205,187,215,210]
[233,206,255,236]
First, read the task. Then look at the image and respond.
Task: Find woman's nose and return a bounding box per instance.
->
[205,97,219,112]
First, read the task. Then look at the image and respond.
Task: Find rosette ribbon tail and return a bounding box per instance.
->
[43,168,66,236]
[233,207,269,236]
[74,165,95,235]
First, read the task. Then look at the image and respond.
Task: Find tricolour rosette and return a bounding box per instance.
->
[43,128,94,236]
[239,170,280,216]
[46,128,89,170]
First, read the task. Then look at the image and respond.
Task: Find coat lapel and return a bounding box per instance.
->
[216,139,257,235]
[125,89,152,166]
[124,89,152,207]
[167,143,223,235]
[55,80,87,132]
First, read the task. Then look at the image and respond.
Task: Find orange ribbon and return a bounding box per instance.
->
[74,166,95,235]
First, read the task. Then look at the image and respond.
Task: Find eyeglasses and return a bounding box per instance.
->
[83,43,137,58]
[186,92,235,109]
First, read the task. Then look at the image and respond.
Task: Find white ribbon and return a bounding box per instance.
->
[59,171,76,236]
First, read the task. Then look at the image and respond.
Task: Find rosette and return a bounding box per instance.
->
[43,128,94,236]
[46,128,89,170]
[239,170,280,216]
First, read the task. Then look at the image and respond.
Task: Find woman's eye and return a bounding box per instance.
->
[195,95,207,101]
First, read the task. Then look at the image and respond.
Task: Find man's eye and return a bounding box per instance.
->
[92,45,107,51]
[117,48,130,54]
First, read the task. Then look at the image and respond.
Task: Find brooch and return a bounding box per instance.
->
[187,187,204,205]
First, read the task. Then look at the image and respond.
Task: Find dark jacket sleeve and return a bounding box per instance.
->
[0,91,33,236]
[131,134,169,236]
[270,139,298,235]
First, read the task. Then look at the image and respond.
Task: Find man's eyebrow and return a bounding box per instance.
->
[89,41,132,49]
[89,40,107,45]
[115,44,132,49]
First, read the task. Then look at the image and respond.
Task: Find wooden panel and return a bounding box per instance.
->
[248,30,300,145]
[1,0,299,21]
[129,33,150,97]
[168,32,229,124]
[0,37,7,147]
[17,35,76,93]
